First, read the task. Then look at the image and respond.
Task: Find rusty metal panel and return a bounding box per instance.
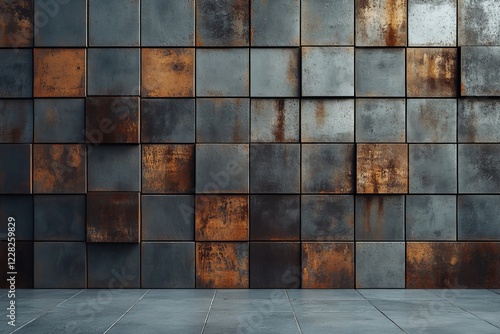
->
[458,0,500,46]
[89,0,139,46]
[458,195,500,240]
[196,242,249,288]
[250,242,301,288]
[251,0,299,46]
[355,195,405,240]
[0,144,31,194]
[461,47,500,96]
[33,144,86,194]
[141,48,194,97]
[302,242,354,288]
[355,0,407,46]
[251,99,299,142]
[195,195,248,241]
[0,241,33,288]
[357,144,408,194]
[0,99,33,143]
[302,144,355,194]
[196,98,249,143]
[301,195,354,241]
[196,0,249,47]
[251,48,299,97]
[301,0,354,46]
[459,99,500,143]
[356,99,405,142]
[406,242,500,288]
[302,47,354,96]
[301,99,354,142]
[407,48,457,97]
[356,242,405,288]
[406,195,456,241]
[0,0,32,47]
[250,195,300,241]
[86,192,140,243]
[458,144,500,193]
[34,99,85,143]
[408,0,456,46]
[142,144,194,194]
[407,99,457,143]
[0,49,32,98]
[0,195,33,240]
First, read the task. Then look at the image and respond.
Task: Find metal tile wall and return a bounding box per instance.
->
[1,0,499,289]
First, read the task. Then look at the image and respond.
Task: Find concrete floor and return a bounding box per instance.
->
[1,289,499,334]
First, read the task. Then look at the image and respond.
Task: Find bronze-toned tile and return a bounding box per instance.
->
[0,0,33,48]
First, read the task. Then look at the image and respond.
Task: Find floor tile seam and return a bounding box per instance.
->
[200,289,217,334]
[357,292,409,334]
[285,289,304,334]
[446,298,500,331]
[102,289,150,334]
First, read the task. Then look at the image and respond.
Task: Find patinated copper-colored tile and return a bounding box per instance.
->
[86,192,140,243]
[196,242,249,288]
[407,242,500,288]
[34,49,86,97]
[302,242,354,289]
[407,48,457,97]
[357,144,408,194]
[33,144,86,194]
[355,0,407,46]
[142,144,194,193]
[141,48,194,97]
[0,0,33,48]
[195,195,248,241]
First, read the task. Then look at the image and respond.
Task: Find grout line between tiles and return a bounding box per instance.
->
[200,289,217,334]
[285,289,303,334]
[103,289,150,334]
[357,291,409,334]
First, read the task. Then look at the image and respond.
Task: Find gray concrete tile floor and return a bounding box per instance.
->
[1,289,499,333]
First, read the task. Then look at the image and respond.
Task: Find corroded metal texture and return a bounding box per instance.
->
[355,195,404,241]
[250,195,300,241]
[461,47,500,96]
[302,242,354,288]
[0,241,33,288]
[0,49,32,98]
[357,144,408,194]
[0,99,33,143]
[408,0,456,46]
[34,99,85,143]
[0,0,33,47]
[142,48,194,97]
[356,99,405,142]
[407,99,457,143]
[301,99,354,142]
[89,0,139,46]
[458,195,500,240]
[0,195,33,240]
[407,48,457,97]
[459,99,500,143]
[196,242,249,288]
[251,0,299,46]
[458,0,500,46]
[251,99,299,142]
[458,144,500,193]
[86,192,140,243]
[0,144,31,194]
[142,144,195,194]
[406,242,500,288]
[356,242,405,288]
[406,195,456,241]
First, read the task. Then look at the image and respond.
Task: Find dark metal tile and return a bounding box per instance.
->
[250,242,301,288]
[406,195,456,240]
[195,195,248,241]
[0,195,33,240]
[0,0,33,47]
[142,242,195,288]
[34,195,85,241]
[407,99,457,143]
[408,0,456,46]
[458,195,500,240]
[356,242,405,288]
[458,144,500,193]
[0,99,33,143]
[0,241,33,288]
[458,0,500,45]
[458,99,500,143]
[34,242,86,288]
[0,144,31,194]
[302,242,354,288]
[251,99,299,142]
[34,99,85,143]
[250,195,300,241]
[301,99,354,142]
[355,195,405,241]
[142,144,194,194]
[86,192,140,243]
[196,242,249,288]
[356,99,405,142]
[0,49,32,98]
[301,195,354,241]
[461,46,500,96]
[251,0,299,46]
[89,0,139,46]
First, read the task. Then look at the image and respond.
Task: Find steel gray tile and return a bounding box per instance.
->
[0,144,31,194]
[0,241,33,288]
[251,0,299,46]
[407,99,457,143]
[0,49,32,98]
[250,195,300,241]
[356,242,405,288]
[461,46,500,96]
[301,99,354,142]
[34,99,85,143]
[356,99,405,142]
[251,99,299,142]
[0,99,33,143]
[355,196,405,241]
[458,144,500,193]
[459,99,500,143]
[0,195,33,240]
[458,195,500,240]
[89,0,139,46]
[458,0,500,45]
[408,0,456,46]
[406,195,457,240]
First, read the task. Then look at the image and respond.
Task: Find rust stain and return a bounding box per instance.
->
[286,52,298,89]
[0,1,32,47]
[272,99,286,142]
[356,0,406,46]
[315,100,326,127]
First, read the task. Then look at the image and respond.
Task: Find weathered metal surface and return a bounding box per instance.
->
[250,144,300,193]
[0,144,31,194]
[196,242,249,288]
[302,242,354,288]
[33,144,86,193]
[356,98,405,142]
[406,242,500,288]
[407,99,457,143]
[34,99,85,143]
[196,144,248,193]
[142,242,195,288]
[142,48,194,97]
[461,47,500,96]
[302,144,355,194]
[408,0,456,46]
[0,99,33,143]
[355,48,405,97]
[458,195,500,240]
[196,0,249,46]
[141,195,194,241]
[301,0,354,46]
[142,144,194,194]
[406,195,456,240]
[0,195,33,240]
[302,47,354,96]
[89,0,139,46]
[0,49,32,98]
[195,195,248,241]
[141,0,194,46]
[458,0,500,45]
[196,49,249,97]
[355,195,404,240]
[301,195,354,241]
[458,144,500,193]
[356,242,405,288]
[251,99,299,142]
[34,242,86,288]
[196,98,249,143]
[250,242,301,288]
[0,241,33,288]
[301,99,354,142]
[355,0,407,46]
[357,144,408,194]
[251,48,299,97]
[251,0,299,46]
[34,195,85,241]
[0,0,32,47]
[88,145,140,192]
[250,195,300,241]
[459,99,500,143]
[86,192,140,243]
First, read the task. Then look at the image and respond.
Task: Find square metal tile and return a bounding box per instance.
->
[251,0,299,46]
[301,99,354,142]
[355,195,405,241]
[406,195,457,240]
[89,0,139,46]
[34,99,85,143]
[0,99,33,143]
[458,195,500,240]
[356,99,405,142]
[0,49,32,98]
[0,0,33,47]
[408,0,456,46]
[407,99,457,143]
[250,195,300,241]
[458,144,500,193]
[0,144,31,194]
[356,242,405,288]
[251,99,299,142]
[461,46,500,96]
